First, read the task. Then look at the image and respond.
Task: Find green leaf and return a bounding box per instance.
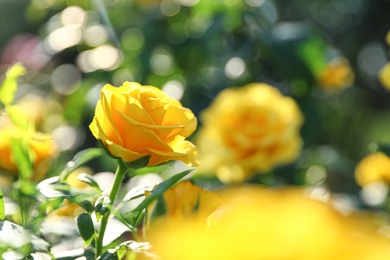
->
[0,188,4,220]
[94,196,111,221]
[128,169,193,224]
[97,241,151,260]
[10,138,33,180]
[77,200,94,214]
[78,173,101,192]
[60,148,105,180]
[77,213,95,247]
[0,63,25,106]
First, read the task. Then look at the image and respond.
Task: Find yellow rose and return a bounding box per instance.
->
[0,122,57,181]
[89,82,198,167]
[142,186,390,260]
[317,57,354,91]
[196,83,303,183]
[354,152,390,187]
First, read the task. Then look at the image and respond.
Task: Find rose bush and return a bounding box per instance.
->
[89,81,198,167]
[196,83,304,183]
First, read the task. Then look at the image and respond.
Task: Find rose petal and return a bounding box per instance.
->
[116,109,184,141]
[100,94,123,144]
[146,139,198,166]
[105,139,146,162]
[162,105,197,139]
[115,110,174,152]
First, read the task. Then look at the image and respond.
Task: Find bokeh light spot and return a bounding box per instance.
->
[160,0,181,17]
[45,25,82,53]
[360,182,388,206]
[168,23,188,44]
[306,165,327,185]
[150,48,174,76]
[224,57,246,79]
[51,64,81,95]
[358,42,387,77]
[52,125,85,151]
[121,28,145,51]
[60,6,87,26]
[162,80,185,100]
[84,25,108,47]
[245,0,265,7]
[178,0,200,7]
[77,45,122,72]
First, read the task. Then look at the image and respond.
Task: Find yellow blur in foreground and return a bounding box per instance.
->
[196,83,303,183]
[354,152,390,187]
[89,81,198,167]
[141,185,390,260]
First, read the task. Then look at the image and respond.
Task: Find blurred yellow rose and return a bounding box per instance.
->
[317,57,354,91]
[196,83,303,183]
[146,181,222,226]
[354,152,390,187]
[0,120,57,181]
[142,186,390,260]
[379,62,390,91]
[89,82,198,167]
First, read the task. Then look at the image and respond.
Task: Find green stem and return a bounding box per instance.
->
[95,160,128,258]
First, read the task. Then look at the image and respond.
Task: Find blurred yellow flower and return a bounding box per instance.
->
[14,94,46,129]
[196,83,303,183]
[386,30,390,46]
[150,181,222,222]
[379,62,390,91]
[0,119,57,181]
[317,57,354,91]
[89,82,198,167]
[142,186,390,260]
[354,152,390,187]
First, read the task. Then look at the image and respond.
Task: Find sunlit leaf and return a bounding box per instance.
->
[77,213,94,247]
[37,177,71,198]
[60,148,105,180]
[78,173,101,192]
[128,169,193,224]
[122,185,154,202]
[97,241,152,260]
[0,63,25,106]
